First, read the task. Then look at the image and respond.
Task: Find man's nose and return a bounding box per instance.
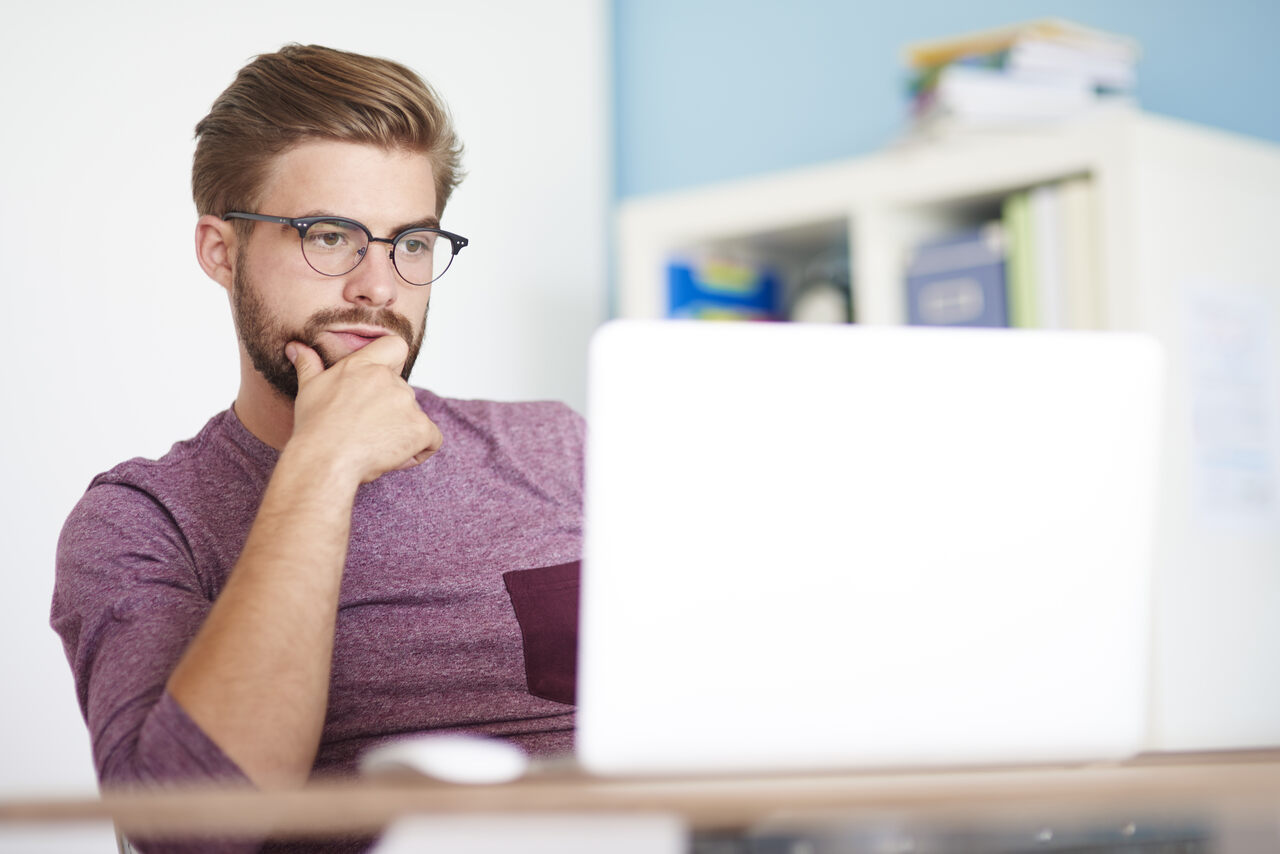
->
[342,241,401,307]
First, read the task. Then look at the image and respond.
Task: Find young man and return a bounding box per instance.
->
[51,44,583,801]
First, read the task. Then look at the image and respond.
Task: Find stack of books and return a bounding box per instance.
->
[903,19,1139,137]
[905,177,1102,330]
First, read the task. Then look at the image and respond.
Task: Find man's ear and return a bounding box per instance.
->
[195,214,238,291]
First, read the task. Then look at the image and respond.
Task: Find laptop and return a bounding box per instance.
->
[576,320,1164,776]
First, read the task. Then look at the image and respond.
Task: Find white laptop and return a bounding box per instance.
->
[576,320,1164,777]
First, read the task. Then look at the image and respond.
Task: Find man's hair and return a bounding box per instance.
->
[192,44,464,220]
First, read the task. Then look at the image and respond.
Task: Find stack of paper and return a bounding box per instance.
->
[904,19,1140,136]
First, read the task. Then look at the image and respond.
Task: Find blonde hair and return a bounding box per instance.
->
[192,44,464,219]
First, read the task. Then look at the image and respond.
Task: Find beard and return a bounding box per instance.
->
[231,259,427,400]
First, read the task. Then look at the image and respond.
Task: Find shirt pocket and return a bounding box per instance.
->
[502,561,580,705]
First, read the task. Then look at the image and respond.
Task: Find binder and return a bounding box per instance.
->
[905,223,1008,327]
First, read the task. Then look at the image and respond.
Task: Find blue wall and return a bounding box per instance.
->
[613,0,1280,199]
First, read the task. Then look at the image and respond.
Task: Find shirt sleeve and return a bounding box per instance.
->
[51,481,251,789]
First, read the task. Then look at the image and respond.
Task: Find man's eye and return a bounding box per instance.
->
[307,230,347,249]
[399,234,435,256]
[303,220,363,252]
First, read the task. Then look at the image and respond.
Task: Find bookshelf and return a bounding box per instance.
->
[615,106,1280,755]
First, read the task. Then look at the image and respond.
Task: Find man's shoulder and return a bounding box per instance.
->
[408,389,585,501]
[86,408,271,500]
[62,407,271,557]
[414,388,585,439]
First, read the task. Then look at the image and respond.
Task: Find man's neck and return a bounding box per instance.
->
[234,368,296,451]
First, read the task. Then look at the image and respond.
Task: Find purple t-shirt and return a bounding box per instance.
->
[52,389,583,819]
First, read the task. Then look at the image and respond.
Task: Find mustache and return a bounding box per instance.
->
[299,306,415,350]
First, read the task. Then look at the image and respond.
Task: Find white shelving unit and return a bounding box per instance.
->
[616,107,1280,755]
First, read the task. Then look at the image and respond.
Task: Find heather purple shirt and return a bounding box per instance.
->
[51,389,583,849]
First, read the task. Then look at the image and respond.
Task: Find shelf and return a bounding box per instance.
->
[613,108,1280,756]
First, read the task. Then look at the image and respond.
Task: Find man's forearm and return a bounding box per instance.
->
[166,336,442,787]
[166,442,359,788]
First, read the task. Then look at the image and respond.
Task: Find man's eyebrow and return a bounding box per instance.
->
[298,211,441,233]
[392,215,441,233]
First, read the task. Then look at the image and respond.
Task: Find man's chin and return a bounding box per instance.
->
[284,343,419,385]
[312,343,342,371]
[250,333,420,400]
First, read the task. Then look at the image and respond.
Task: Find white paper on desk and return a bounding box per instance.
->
[371,813,685,854]
[0,823,119,854]
[1185,285,1280,527]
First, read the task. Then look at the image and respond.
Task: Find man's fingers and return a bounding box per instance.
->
[287,332,430,485]
[354,334,410,373]
[392,422,444,473]
[394,448,439,471]
[286,342,325,387]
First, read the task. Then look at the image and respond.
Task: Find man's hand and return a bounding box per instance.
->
[286,335,443,485]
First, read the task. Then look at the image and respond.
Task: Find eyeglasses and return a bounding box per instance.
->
[223,212,469,286]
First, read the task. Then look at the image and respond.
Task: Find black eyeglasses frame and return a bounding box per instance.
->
[222,211,469,286]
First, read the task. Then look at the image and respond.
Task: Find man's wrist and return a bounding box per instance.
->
[277,435,365,496]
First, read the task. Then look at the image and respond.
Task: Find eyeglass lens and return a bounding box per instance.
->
[302,220,454,285]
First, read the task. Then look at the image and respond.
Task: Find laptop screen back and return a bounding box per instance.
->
[577,321,1163,776]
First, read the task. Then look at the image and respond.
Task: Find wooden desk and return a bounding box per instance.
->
[3,752,1280,845]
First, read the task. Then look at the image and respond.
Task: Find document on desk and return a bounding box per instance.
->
[372,814,684,854]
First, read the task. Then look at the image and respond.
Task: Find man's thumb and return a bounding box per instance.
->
[286,341,324,386]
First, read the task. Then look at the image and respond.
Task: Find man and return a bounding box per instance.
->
[51,43,584,808]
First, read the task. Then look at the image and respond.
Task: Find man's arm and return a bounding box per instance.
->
[166,335,441,788]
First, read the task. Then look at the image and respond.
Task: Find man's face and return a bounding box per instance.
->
[230,140,438,399]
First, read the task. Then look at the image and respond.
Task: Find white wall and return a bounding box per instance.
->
[0,0,608,842]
